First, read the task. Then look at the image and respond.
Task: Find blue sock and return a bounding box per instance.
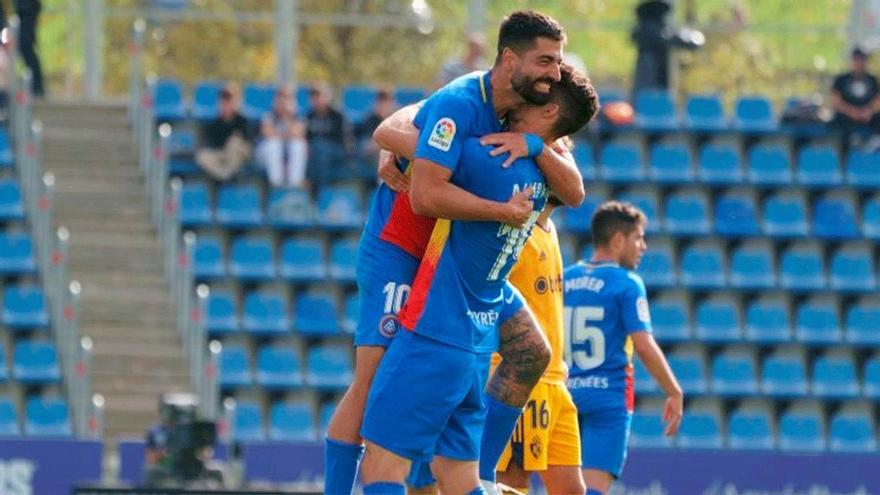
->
[586,489,604,495]
[323,437,364,495]
[478,395,523,481]
[363,482,406,494]
[467,487,486,495]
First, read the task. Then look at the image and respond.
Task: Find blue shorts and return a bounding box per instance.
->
[361,329,491,463]
[354,233,420,347]
[407,462,435,488]
[578,406,633,478]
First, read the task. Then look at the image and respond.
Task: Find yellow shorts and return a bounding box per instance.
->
[497,380,581,472]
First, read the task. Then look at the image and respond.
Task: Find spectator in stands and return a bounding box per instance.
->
[831,47,880,148]
[306,83,352,187]
[436,32,486,87]
[255,84,308,188]
[353,87,396,182]
[195,83,251,181]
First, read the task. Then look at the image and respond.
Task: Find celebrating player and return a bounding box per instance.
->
[563,202,683,495]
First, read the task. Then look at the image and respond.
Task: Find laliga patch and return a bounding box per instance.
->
[428,117,456,151]
[637,297,651,323]
[379,314,399,338]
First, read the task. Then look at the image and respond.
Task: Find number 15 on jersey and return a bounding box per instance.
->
[563,305,606,371]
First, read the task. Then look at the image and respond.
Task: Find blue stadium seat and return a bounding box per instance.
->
[619,187,660,234]
[320,402,336,435]
[634,90,678,131]
[242,83,275,121]
[813,193,859,240]
[25,397,71,437]
[829,243,876,292]
[306,344,353,390]
[779,242,826,291]
[242,291,290,335]
[629,401,672,448]
[256,346,302,390]
[636,238,676,288]
[679,241,726,289]
[216,184,263,228]
[863,356,880,399]
[797,145,842,187]
[267,188,314,229]
[0,232,35,275]
[685,94,727,132]
[192,81,222,120]
[561,186,607,233]
[729,240,776,289]
[846,150,880,189]
[571,141,595,180]
[829,405,877,452]
[232,402,265,441]
[633,358,659,395]
[668,348,708,395]
[813,352,860,399]
[342,294,359,334]
[2,285,48,330]
[761,349,808,397]
[698,142,743,184]
[179,181,212,227]
[748,144,792,186]
[192,235,226,280]
[649,292,691,342]
[0,179,23,222]
[329,238,358,283]
[229,236,276,281]
[845,297,880,346]
[664,189,711,235]
[779,402,825,451]
[204,291,238,335]
[695,294,742,343]
[559,236,576,266]
[269,401,317,441]
[599,141,645,183]
[711,348,758,396]
[0,128,14,167]
[296,85,311,115]
[168,130,196,155]
[0,344,7,382]
[394,87,426,106]
[677,401,724,448]
[295,292,339,337]
[714,191,760,237]
[734,96,777,133]
[280,237,327,282]
[762,190,809,237]
[219,345,252,389]
[342,85,377,123]
[745,295,792,344]
[13,341,60,384]
[169,158,199,176]
[153,79,186,121]
[316,186,363,229]
[795,297,842,345]
[863,195,880,239]
[727,402,774,449]
[648,141,694,184]
[0,397,18,436]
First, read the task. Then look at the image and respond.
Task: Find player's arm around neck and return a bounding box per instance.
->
[534,142,584,207]
[373,103,421,158]
[631,331,683,435]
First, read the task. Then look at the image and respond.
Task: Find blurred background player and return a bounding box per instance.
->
[563,201,683,495]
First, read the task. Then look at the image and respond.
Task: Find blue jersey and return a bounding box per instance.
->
[398,138,548,353]
[563,262,652,412]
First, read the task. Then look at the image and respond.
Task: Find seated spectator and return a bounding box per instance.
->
[255,84,308,188]
[354,87,396,182]
[306,83,352,187]
[195,83,251,181]
[831,47,880,148]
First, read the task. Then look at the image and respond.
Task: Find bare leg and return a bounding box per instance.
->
[541,465,585,495]
[582,468,614,495]
[432,456,481,495]
[327,346,386,444]
[360,441,411,484]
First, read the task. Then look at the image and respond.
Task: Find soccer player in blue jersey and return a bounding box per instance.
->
[357,65,597,495]
[563,201,683,495]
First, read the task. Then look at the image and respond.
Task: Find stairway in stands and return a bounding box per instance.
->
[34,101,189,440]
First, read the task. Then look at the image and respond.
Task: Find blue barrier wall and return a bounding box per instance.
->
[0,439,102,494]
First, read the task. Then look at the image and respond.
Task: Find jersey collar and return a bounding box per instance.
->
[480,70,505,127]
[584,259,620,269]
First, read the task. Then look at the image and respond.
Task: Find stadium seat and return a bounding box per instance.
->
[727,401,775,449]
[561,186,607,233]
[2,285,48,330]
[320,402,336,435]
[0,179,23,222]
[306,344,353,389]
[729,240,776,289]
[219,345,252,389]
[267,188,314,229]
[168,129,196,155]
[633,358,660,395]
[216,184,264,228]
[761,348,809,397]
[295,292,339,337]
[0,128,14,167]
[342,294,359,334]
[734,96,777,133]
[296,85,311,115]
[342,85,377,123]
[649,292,691,342]
[863,355,880,399]
[813,192,859,240]
[677,400,724,448]
[152,79,186,121]
[280,237,327,282]
[629,400,672,448]
[192,80,222,120]
[229,236,276,281]
[192,235,226,280]
[813,351,860,399]
[636,237,676,288]
[619,187,660,234]
[797,145,842,187]
[24,397,71,437]
[745,295,792,344]
[748,144,792,186]
[795,296,842,345]
[558,236,576,266]
[204,291,238,335]
[13,341,60,384]
[685,94,727,132]
[599,141,645,183]
[664,189,711,235]
[648,141,695,184]
[269,401,317,441]
[242,83,275,121]
[762,190,809,237]
[0,397,18,436]
[846,150,880,188]
[394,86,426,106]
[232,402,265,441]
[0,344,7,382]
[829,403,877,452]
[711,348,758,396]
[179,181,212,227]
[634,89,678,131]
[316,186,363,229]
[779,242,826,291]
[0,232,35,275]
[779,402,825,451]
[668,347,708,395]
[829,243,876,292]
[863,195,880,239]
[256,346,302,389]
[242,291,290,335]
[679,241,726,289]
[714,190,760,237]
[571,141,595,180]
[329,238,358,283]
[698,141,743,184]
[695,294,742,343]
[845,297,880,346]
[169,158,199,176]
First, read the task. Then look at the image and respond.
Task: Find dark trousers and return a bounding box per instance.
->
[0,0,43,96]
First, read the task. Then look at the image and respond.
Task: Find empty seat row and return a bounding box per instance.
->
[0,341,61,385]
[0,179,23,223]
[632,91,778,134]
[0,396,71,437]
[0,232,35,276]
[205,290,354,336]
[232,399,337,442]
[1,285,49,330]
[220,343,352,391]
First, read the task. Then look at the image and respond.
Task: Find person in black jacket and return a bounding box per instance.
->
[195,83,251,181]
[306,83,353,187]
[831,47,880,148]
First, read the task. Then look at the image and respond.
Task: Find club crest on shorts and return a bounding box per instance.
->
[379,314,399,338]
[529,435,542,459]
[428,117,456,151]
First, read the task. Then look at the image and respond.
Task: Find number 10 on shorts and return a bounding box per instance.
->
[382,282,411,314]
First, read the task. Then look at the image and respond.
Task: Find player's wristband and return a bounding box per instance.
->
[525,133,545,157]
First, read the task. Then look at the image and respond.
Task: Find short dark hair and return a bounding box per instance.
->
[549,63,599,138]
[496,10,566,63]
[591,201,647,247]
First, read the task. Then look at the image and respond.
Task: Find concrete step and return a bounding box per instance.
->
[85,332,181,348]
[62,218,155,236]
[55,178,146,195]
[92,342,184,361]
[82,313,177,328]
[49,167,145,185]
[90,355,188,375]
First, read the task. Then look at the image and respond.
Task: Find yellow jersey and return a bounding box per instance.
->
[491,218,566,384]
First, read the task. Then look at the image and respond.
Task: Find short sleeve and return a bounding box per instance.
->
[620,273,652,334]
[413,92,475,172]
[498,281,526,326]
[832,74,847,94]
